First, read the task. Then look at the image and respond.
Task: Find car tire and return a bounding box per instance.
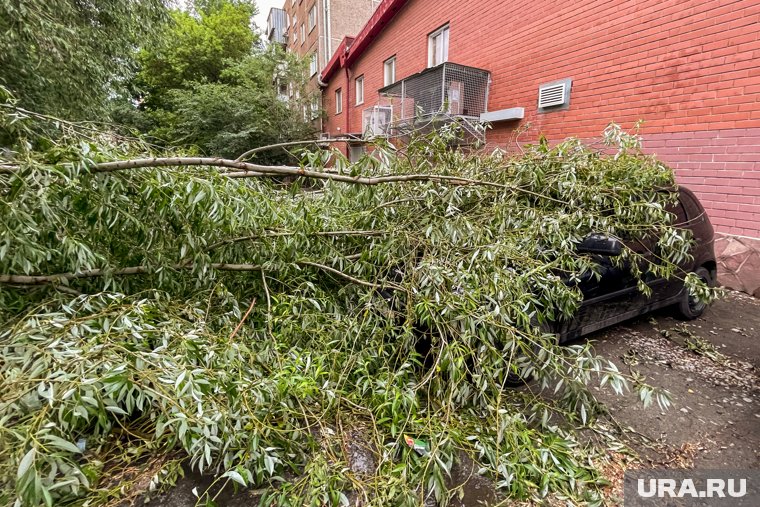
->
[676,266,712,320]
[503,321,557,387]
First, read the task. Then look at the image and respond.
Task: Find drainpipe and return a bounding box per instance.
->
[324,0,332,64]
[345,66,351,143]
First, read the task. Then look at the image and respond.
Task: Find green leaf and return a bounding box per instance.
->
[222,470,246,486]
[17,448,36,478]
[42,434,82,454]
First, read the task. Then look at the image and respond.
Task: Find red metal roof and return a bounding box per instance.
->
[321,36,354,83]
[319,0,409,83]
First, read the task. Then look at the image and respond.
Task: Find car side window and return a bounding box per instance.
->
[666,200,688,226]
[679,192,704,223]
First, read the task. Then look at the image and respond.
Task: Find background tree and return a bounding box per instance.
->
[112,0,319,160]
[0,0,168,119]
[135,0,258,109]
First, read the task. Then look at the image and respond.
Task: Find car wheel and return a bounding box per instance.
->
[504,367,527,387]
[676,266,712,320]
[503,321,557,387]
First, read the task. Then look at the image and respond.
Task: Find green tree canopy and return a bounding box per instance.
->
[114,0,319,160]
[136,0,258,109]
[0,0,168,119]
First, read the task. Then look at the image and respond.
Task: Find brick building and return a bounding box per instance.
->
[268,0,380,97]
[319,0,760,294]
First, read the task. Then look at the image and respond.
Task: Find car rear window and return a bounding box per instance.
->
[679,192,704,223]
[667,201,688,226]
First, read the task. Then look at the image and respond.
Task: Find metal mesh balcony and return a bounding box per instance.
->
[364,62,491,139]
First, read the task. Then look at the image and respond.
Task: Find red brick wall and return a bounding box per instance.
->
[322,0,760,237]
[643,128,760,237]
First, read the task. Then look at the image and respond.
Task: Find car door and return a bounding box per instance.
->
[629,195,690,307]
[557,243,639,341]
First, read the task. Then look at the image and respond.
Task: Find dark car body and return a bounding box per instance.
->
[554,187,716,342]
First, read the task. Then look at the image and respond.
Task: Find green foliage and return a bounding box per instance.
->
[113,0,317,160]
[0,106,716,505]
[144,52,318,160]
[136,1,258,108]
[0,0,168,119]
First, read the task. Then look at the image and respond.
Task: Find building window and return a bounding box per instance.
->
[355,76,364,105]
[335,88,343,114]
[311,96,320,119]
[384,56,396,87]
[309,53,318,76]
[428,24,449,67]
[308,4,317,32]
[292,15,298,43]
[300,23,305,43]
[349,144,365,163]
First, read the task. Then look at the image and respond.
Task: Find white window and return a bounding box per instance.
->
[300,23,305,43]
[383,56,396,86]
[293,15,298,43]
[309,53,318,76]
[311,96,319,119]
[335,88,343,114]
[308,4,317,31]
[349,144,365,163]
[428,24,449,67]
[355,75,364,105]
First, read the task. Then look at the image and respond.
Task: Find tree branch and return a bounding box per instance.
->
[0,260,390,290]
[0,264,264,284]
[235,138,378,162]
[204,230,388,252]
[89,157,487,187]
[2,155,561,203]
[297,261,386,289]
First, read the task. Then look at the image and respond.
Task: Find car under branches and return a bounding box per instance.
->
[0,104,721,506]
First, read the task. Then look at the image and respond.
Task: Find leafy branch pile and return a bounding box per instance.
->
[0,101,710,506]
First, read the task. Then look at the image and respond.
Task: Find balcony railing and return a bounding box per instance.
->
[362,62,491,139]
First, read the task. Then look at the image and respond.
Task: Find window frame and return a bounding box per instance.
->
[383,56,396,87]
[348,144,365,163]
[300,23,305,44]
[355,75,364,105]
[309,52,318,76]
[310,96,320,120]
[427,24,449,68]
[308,4,317,32]
[335,88,343,114]
[292,15,298,43]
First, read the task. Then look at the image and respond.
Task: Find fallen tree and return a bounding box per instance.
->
[0,99,715,506]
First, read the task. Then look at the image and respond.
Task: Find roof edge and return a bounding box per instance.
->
[320,36,355,83]
[344,0,410,68]
[319,0,409,83]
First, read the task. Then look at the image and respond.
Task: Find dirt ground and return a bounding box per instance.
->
[148,291,759,506]
[592,290,760,470]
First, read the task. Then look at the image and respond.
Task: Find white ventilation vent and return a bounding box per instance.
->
[538,82,567,108]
